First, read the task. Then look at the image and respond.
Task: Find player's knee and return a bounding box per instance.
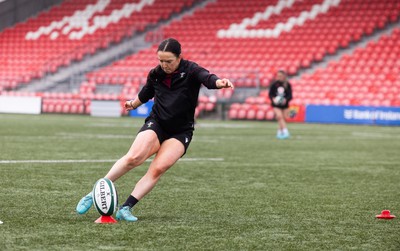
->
[124,154,145,170]
[149,165,169,179]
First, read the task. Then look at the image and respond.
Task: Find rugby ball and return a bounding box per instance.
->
[274,96,284,105]
[92,178,118,216]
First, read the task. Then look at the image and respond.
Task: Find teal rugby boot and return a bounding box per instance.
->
[116,206,138,222]
[76,193,93,214]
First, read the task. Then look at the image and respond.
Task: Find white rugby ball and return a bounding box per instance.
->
[92,178,118,216]
[274,96,284,105]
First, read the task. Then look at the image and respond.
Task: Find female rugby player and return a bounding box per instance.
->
[76,38,234,221]
[268,70,293,139]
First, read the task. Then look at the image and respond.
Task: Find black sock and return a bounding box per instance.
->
[122,195,139,209]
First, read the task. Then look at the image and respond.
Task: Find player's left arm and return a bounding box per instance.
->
[193,65,234,89]
[286,83,293,102]
[216,78,234,89]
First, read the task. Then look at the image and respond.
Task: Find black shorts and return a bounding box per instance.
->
[138,118,193,155]
[271,103,290,109]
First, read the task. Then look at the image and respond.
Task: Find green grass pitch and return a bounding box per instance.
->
[1,113,400,250]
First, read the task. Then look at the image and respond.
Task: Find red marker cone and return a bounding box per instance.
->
[94,215,118,224]
[376,210,396,219]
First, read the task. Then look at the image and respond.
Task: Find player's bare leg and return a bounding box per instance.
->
[76,130,160,215]
[273,108,290,139]
[116,138,185,221]
[132,138,185,199]
[274,108,286,130]
[105,130,160,182]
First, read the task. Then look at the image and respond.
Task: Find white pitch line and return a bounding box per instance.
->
[0,159,116,164]
[0,158,224,164]
[179,158,224,162]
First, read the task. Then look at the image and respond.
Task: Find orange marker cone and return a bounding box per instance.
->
[376,210,396,219]
[95,215,118,224]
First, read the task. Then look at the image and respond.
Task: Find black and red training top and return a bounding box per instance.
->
[138,59,220,134]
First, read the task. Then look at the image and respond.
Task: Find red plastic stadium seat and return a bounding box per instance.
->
[246,108,256,120]
[228,108,238,119]
[256,110,266,120]
[266,110,275,120]
[237,108,247,120]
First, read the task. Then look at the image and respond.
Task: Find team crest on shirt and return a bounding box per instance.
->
[147,122,153,128]
[277,86,285,95]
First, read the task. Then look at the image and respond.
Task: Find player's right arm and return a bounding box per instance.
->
[125,98,143,111]
[268,82,277,103]
[125,69,157,111]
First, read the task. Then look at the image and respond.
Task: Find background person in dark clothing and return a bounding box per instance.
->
[268,70,293,139]
[76,38,234,221]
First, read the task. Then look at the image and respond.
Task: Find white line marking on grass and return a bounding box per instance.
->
[352,132,400,139]
[196,123,259,129]
[1,133,134,140]
[180,158,224,162]
[86,123,137,128]
[0,158,224,164]
[57,132,134,139]
[0,159,116,164]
